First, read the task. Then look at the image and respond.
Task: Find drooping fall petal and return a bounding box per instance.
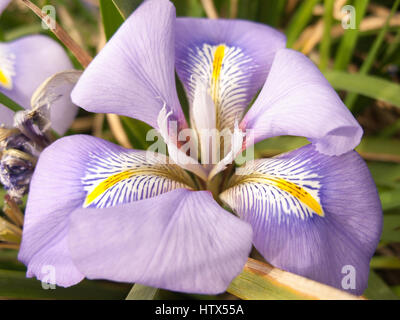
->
[221,144,382,295]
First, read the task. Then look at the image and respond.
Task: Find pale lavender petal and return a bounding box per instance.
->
[18,134,193,286]
[241,49,363,156]
[69,188,253,294]
[221,144,382,295]
[71,0,186,129]
[0,35,74,133]
[175,17,286,131]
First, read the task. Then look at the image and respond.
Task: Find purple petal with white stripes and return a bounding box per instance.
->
[18,134,193,286]
[241,49,363,156]
[221,144,382,295]
[175,17,286,132]
[69,188,253,294]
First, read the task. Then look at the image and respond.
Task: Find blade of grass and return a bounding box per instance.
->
[227,258,361,300]
[255,135,400,164]
[333,0,369,70]
[382,26,400,64]
[371,256,400,269]
[21,0,92,68]
[0,268,129,299]
[0,92,24,112]
[257,0,286,27]
[120,116,152,150]
[319,0,334,71]
[381,215,400,243]
[324,71,400,108]
[363,270,399,300]
[380,188,400,211]
[286,0,320,48]
[345,0,400,111]
[126,284,159,300]
[112,0,142,19]
[379,118,400,138]
[236,0,259,20]
[99,0,124,40]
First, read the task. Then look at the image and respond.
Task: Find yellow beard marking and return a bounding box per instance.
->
[0,69,12,89]
[83,167,193,208]
[211,45,225,128]
[231,174,324,217]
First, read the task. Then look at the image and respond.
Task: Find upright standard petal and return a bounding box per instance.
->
[240,49,363,156]
[175,18,286,132]
[69,188,253,294]
[0,35,74,134]
[71,0,186,130]
[220,144,382,295]
[18,135,194,286]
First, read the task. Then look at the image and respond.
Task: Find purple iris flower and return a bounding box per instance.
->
[18,0,382,295]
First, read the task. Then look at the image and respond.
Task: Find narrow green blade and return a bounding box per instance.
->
[99,0,124,40]
[285,0,320,48]
[112,0,142,19]
[0,92,24,112]
[333,0,369,70]
[227,258,361,300]
[126,284,159,300]
[325,71,400,109]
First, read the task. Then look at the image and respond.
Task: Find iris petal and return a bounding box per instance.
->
[71,0,186,130]
[69,188,253,294]
[220,144,382,295]
[241,49,363,156]
[175,17,286,132]
[18,135,193,286]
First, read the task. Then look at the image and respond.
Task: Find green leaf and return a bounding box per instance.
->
[285,0,320,48]
[0,250,25,271]
[255,136,400,162]
[0,92,24,112]
[344,0,400,111]
[392,285,400,298]
[367,162,400,189]
[319,0,334,71]
[99,0,124,40]
[379,188,400,211]
[0,268,130,299]
[172,0,204,17]
[256,0,286,27]
[254,136,309,158]
[324,71,400,109]
[126,284,159,300]
[363,271,399,300]
[381,214,400,243]
[227,258,361,300]
[371,256,400,269]
[112,0,142,19]
[120,116,153,150]
[333,0,369,70]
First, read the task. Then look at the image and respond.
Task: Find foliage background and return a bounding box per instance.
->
[0,0,399,300]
